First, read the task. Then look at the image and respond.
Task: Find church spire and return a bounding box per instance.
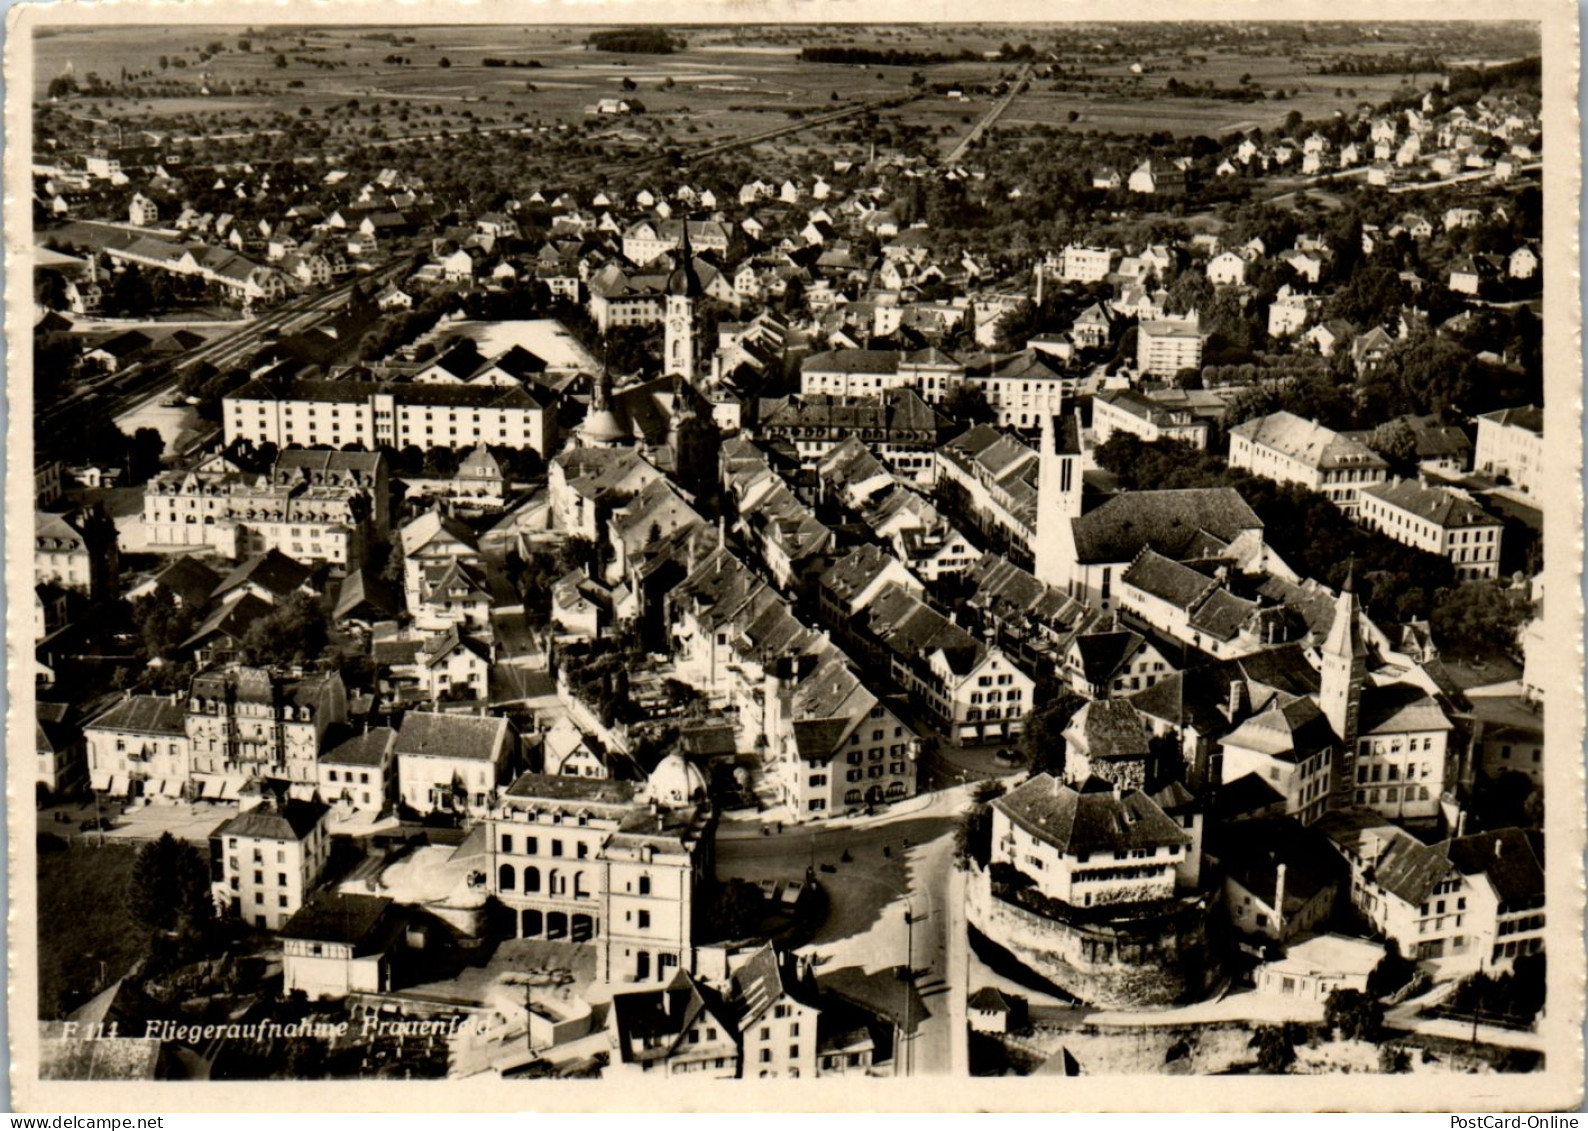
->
[1321,559,1367,811]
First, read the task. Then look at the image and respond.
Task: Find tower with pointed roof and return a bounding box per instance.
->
[664,223,702,382]
[1320,565,1367,809]
[578,359,629,449]
[1033,409,1085,591]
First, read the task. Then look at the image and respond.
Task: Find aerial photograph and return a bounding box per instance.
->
[23,16,1556,1088]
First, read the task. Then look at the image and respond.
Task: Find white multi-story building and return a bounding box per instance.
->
[224,377,555,458]
[394,711,515,817]
[142,450,388,569]
[1092,389,1213,449]
[1228,411,1389,512]
[487,767,715,984]
[210,797,332,931]
[1136,318,1205,377]
[1474,405,1543,495]
[963,351,1074,430]
[990,774,1191,909]
[1326,821,1543,974]
[1358,480,1503,581]
[1052,244,1118,283]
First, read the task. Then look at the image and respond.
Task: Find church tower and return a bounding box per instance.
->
[664,223,702,382]
[1320,565,1368,810]
[1032,409,1085,592]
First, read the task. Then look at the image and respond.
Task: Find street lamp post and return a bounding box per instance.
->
[841,866,931,1077]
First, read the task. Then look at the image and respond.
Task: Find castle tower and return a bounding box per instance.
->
[1320,565,1367,809]
[1032,409,1084,591]
[664,223,702,382]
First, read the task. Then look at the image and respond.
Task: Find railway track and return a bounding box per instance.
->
[35,260,409,458]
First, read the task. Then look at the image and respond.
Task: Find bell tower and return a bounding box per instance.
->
[664,223,702,382]
[1321,564,1368,809]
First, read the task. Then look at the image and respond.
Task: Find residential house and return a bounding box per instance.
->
[394,711,515,817]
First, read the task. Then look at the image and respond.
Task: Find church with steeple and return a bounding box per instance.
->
[569,219,719,500]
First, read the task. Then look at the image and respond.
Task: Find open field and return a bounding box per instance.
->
[37,840,145,1019]
[38,23,1533,160]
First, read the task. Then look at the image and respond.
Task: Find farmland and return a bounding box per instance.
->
[37,23,1536,163]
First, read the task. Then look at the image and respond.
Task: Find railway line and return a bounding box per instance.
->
[35,259,409,459]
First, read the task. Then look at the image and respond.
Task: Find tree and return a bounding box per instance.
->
[237,591,331,667]
[1324,988,1384,1041]
[954,782,1006,867]
[274,54,288,68]
[128,832,214,936]
[131,590,199,662]
[1367,418,1419,474]
[1367,938,1416,998]
[1429,581,1527,658]
[1019,690,1086,778]
[942,383,995,426]
[1250,1024,1297,1073]
[439,57,452,68]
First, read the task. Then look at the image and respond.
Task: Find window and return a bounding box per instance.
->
[639,876,651,896]
[637,910,650,929]
[501,835,513,854]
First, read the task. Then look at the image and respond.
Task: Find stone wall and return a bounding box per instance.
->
[966,864,1224,1009]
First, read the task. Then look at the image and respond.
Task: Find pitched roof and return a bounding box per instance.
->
[1122,550,1218,609]
[146,556,222,607]
[1479,404,1542,436]
[1219,695,1336,763]
[394,711,509,761]
[214,799,329,842]
[1443,828,1544,908]
[994,774,1189,856]
[1070,699,1152,761]
[1071,489,1261,565]
[1230,411,1389,473]
[86,695,186,736]
[1359,681,1452,735]
[212,549,312,601]
[322,726,397,767]
[1361,480,1500,529]
[1072,631,1147,687]
[279,891,394,945]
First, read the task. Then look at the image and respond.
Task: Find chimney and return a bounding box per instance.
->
[1494,838,1504,857]
[1274,863,1287,936]
[1227,680,1247,721]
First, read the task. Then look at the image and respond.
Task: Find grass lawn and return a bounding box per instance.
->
[37,840,146,1019]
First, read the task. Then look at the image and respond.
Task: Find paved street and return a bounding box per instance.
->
[715,786,973,1075]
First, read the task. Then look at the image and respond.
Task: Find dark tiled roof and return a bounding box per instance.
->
[322,727,396,767]
[86,695,186,736]
[1122,550,1217,609]
[994,773,1189,856]
[1072,631,1147,687]
[503,772,639,804]
[1361,480,1499,529]
[1074,699,1152,761]
[214,799,329,842]
[1359,681,1452,736]
[279,891,394,945]
[1071,489,1260,565]
[212,549,312,601]
[395,712,509,761]
[1444,829,1543,908]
